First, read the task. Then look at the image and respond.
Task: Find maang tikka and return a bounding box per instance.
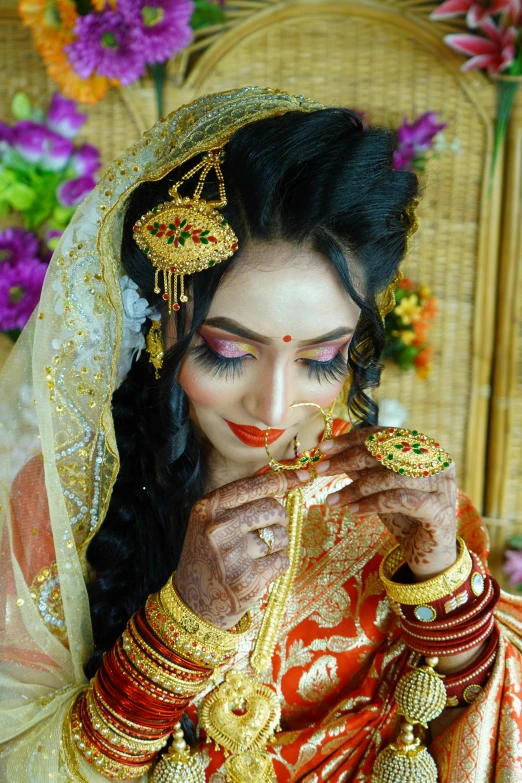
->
[133,148,239,313]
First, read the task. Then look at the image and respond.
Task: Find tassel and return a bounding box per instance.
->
[372,657,446,783]
[151,723,205,783]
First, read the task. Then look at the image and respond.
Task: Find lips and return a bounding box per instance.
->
[224,419,285,448]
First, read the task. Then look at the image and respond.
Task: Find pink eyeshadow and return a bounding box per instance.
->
[200,332,255,359]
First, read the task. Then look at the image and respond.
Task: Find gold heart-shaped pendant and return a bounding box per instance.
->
[225,751,275,783]
[200,671,280,755]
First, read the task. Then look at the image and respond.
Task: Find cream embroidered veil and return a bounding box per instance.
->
[0,87,324,782]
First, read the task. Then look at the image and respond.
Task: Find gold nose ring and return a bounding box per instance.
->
[264,401,334,476]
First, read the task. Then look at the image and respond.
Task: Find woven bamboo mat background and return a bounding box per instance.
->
[183,6,498,508]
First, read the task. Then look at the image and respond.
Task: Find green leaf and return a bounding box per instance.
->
[200,237,209,244]
[180,219,187,228]
[191,0,226,31]
[52,204,75,227]
[167,236,174,244]
[11,92,32,120]
[7,181,36,211]
[75,0,95,15]
[179,236,185,246]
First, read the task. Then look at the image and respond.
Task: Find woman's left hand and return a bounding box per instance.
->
[316,426,458,580]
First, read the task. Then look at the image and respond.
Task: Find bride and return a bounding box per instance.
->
[1,87,520,783]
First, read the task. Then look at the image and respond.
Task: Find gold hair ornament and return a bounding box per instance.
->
[146,319,164,380]
[377,199,420,321]
[133,149,239,313]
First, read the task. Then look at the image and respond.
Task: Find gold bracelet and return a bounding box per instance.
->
[145,592,232,668]
[68,693,154,780]
[160,574,251,653]
[379,536,472,604]
[115,638,207,699]
[85,686,167,756]
[127,617,211,681]
[120,635,209,696]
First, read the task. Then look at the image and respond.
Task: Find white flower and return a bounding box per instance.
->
[378,398,408,428]
[116,275,159,386]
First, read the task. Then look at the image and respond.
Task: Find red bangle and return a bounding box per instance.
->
[134,608,210,673]
[401,613,495,656]
[444,623,499,706]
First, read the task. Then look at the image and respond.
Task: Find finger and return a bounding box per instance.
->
[331,467,440,506]
[217,498,289,540]
[246,524,289,559]
[211,469,309,512]
[319,425,382,456]
[317,443,382,474]
[328,486,438,520]
[255,551,290,584]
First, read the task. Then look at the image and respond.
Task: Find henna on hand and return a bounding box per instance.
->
[175,470,305,630]
[317,429,458,579]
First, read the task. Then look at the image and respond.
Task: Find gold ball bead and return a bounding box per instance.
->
[425,656,439,667]
[373,744,438,783]
[395,666,447,726]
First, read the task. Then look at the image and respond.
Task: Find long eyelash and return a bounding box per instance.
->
[192,342,248,381]
[302,352,348,384]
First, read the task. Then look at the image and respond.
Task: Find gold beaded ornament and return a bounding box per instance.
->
[365,427,452,478]
[133,149,238,313]
[372,657,446,783]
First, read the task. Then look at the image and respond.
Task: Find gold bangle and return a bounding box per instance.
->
[115,638,206,699]
[160,575,251,653]
[85,686,167,756]
[145,592,231,668]
[93,680,163,736]
[68,693,154,780]
[379,536,472,604]
[127,617,210,681]
[120,635,209,696]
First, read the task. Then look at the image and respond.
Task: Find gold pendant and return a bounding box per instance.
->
[200,670,280,781]
[225,751,275,783]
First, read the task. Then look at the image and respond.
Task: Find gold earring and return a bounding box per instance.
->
[264,401,334,478]
[146,319,164,380]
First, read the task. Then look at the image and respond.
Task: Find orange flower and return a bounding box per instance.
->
[398,277,417,291]
[421,297,439,320]
[19,0,112,103]
[414,346,433,380]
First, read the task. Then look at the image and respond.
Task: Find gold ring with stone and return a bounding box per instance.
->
[365,427,452,478]
[257,527,275,556]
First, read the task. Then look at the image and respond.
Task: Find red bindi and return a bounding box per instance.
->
[283,335,292,343]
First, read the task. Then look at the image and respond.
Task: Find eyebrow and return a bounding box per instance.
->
[202,317,354,346]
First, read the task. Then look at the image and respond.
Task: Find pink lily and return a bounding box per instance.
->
[431,0,511,28]
[445,18,517,74]
[506,0,522,27]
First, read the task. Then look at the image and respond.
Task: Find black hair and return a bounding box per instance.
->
[84,107,419,680]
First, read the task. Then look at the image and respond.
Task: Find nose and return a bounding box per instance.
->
[244,359,293,429]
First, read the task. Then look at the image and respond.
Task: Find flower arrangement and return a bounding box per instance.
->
[18,0,225,112]
[0,91,100,339]
[393,111,448,171]
[0,227,48,339]
[430,0,522,179]
[382,278,439,379]
[0,92,100,238]
[503,535,522,592]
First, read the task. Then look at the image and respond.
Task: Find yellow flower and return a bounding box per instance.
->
[400,329,416,346]
[418,284,432,300]
[394,294,422,325]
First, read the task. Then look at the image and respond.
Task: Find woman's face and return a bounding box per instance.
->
[172,242,361,480]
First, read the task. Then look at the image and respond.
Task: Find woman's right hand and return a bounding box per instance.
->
[174,470,309,630]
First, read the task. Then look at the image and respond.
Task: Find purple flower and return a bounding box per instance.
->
[69,143,101,177]
[503,550,522,589]
[119,0,194,63]
[0,121,15,146]
[57,175,97,207]
[394,112,447,170]
[46,93,87,139]
[0,227,40,267]
[13,121,74,171]
[66,9,147,86]
[0,256,48,331]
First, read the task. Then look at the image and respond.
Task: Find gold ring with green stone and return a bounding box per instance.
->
[364,427,452,478]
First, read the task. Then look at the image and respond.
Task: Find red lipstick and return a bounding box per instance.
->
[224,419,285,448]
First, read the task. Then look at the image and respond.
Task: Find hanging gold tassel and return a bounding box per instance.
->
[151,722,205,783]
[372,657,447,783]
